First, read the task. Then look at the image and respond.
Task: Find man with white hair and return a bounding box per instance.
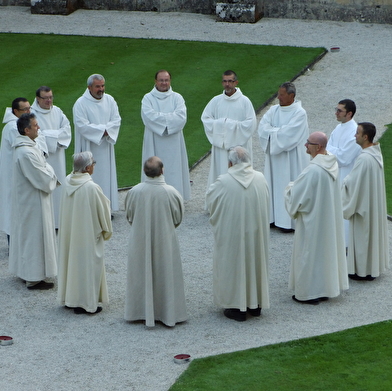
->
[206,146,270,322]
[285,132,348,305]
[58,151,112,315]
[73,74,121,212]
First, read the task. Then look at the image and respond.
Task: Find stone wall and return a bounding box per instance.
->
[3,0,392,23]
[262,0,392,24]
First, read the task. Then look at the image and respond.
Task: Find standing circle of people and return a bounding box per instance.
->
[0,71,389,323]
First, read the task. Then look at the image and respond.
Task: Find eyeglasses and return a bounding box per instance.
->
[222,79,236,83]
[92,160,96,166]
[38,96,54,101]
[335,107,346,113]
[306,139,319,146]
[17,106,31,112]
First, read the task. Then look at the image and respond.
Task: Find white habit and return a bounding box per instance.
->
[0,109,47,235]
[9,135,58,281]
[141,86,191,200]
[58,172,112,313]
[73,89,121,211]
[342,144,389,277]
[124,175,187,327]
[31,99,71,228]
[258,100,309,229]
[327,118,361,245]
[285,153,348,301]
[206,163,270,312]
[201,88,257,190]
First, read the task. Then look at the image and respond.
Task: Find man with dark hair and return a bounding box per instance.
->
[124,156,187,327]
[9,113,58,290]
[141,69,191,200]
[258,81,309,233]
[342,122,389,281]
[58,151,112,314]
[31,86,71,229]
[327,99,361,245]
[202,70,257,192]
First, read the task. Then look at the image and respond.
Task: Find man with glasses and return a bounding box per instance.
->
[201,70,257,192]
[32,86,71,229]
[327,99,361,246]
[141,70,191,200]
[0,98,47,244]
[58,151,112,314]
[258,82,309,233]
[285,132,348,305]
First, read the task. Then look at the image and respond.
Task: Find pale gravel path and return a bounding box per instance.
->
[1,6,392,391]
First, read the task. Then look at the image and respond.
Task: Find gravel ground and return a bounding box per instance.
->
[1,6,392,391]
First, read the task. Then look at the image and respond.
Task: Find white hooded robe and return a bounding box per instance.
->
[342,144,389,277]
[57,172,112,312]
[73,89,121,211]
[258,100,309,229]
[9,135,58,281]
[201,88,256,191]
[285,153,348,300]
[31,99,71,228]
[124,176,187,327]
[206,163,270,311]
[141,86,191,200]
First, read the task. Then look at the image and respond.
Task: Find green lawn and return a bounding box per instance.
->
[0,33,325,187]
[170,320,392,390]
[379,124,392,214]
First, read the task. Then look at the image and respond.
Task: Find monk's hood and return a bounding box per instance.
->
[65,172,92,196]
[2,107,17,124]
[228,162,255,188]
[31,98,54,114]
[363,143,383,169]
[150,86,173,99]
[310,153,339,181]
[12,134,36,149]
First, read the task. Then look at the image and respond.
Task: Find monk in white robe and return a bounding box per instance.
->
[285,132,348,304]
[141,70,190,200]
[206,146,270,322]
[258,82,309,231]
[327,99,361,245]
[202,70,256,191]
[0,99,47,238]
[9,113,58,290]
[124,156,187,327]
[32,86,72,228]
[342,122,389,280]
[58,151,112,314]
[73,74,121,211]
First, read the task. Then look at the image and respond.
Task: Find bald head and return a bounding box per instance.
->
[306,132,328,158]
[144,156,164,178]
[228,146,251,166]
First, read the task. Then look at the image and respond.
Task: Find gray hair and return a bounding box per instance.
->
[280,81,296,96]
[87,74,105,86]
[228,146,251,165]
[73,151,94,173]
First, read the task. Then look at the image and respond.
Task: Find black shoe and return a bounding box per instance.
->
[224,308,246,322]
[270,222,276,228]
[292,295,319,305]
[27,281,54,290]
[349,273,375,281]
[280,228,295,233]
[247,307,261,316]
[74,307,102,315]
[318,297,329,302]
